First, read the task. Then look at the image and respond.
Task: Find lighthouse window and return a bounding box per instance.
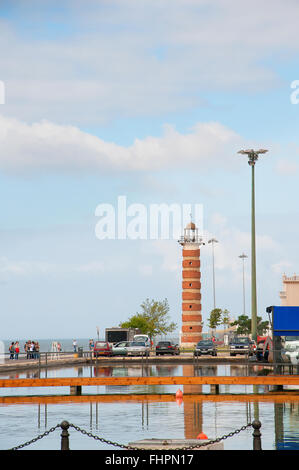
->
[189,305,192,309]
[189,283,192,287]
[190,326,192,329]
[189,261,192,265]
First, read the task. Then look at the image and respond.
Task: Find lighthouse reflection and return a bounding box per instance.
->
[28,362,299,449]
[91,363,214,439]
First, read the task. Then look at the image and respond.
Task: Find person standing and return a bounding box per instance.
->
[14,342,20,359]
[9,342,15,359]
[35,342,40,359]
[29,341,34,359]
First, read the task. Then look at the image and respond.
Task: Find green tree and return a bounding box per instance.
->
[221,309,231,329]
[120,313,149,334]
[231,315,269,336]
[120,298,177,340]
[230,315,251,335]
[208,308,223,331]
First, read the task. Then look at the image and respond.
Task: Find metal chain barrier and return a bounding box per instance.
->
[69,422,253,450]
[8,424,61,450]
[7,421,255,451]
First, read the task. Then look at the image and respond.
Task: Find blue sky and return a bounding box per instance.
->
[1,0,299,340]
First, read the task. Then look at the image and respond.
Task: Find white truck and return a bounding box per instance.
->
[133,334,151,348]
[281,336,299,365]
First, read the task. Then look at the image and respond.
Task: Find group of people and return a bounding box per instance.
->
[8,340,40,359]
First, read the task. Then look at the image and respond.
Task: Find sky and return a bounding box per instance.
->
[1,0,299,340]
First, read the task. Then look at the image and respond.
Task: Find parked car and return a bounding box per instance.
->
[126,341,150,357]
[229,336,254,356]
[111,341,130,356]
[93,341,113,357]
[194,340,217,356]
[281,336,299,365]
[133,334,151,348]
[155,341,180,356]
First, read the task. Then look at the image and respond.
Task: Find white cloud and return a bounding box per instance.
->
[271,261,293,274]
[2,1,299,123]
[145,241,180,273]
[275,159,299,175]
[0,114,244,173]
[0,257,105,279]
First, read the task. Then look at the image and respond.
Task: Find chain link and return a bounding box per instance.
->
[8,424,61,451]
[8,421,253,451]
[68,422,253,451]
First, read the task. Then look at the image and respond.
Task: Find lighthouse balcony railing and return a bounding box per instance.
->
[178,236,204,244]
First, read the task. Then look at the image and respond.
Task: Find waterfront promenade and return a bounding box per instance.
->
[0,350,263,374]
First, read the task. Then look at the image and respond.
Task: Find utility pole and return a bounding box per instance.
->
[239,253,248,316]
[238,149,268,341]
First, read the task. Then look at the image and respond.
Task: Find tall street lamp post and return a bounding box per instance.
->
[239,253,248,316]
[208,238,218,310]
[238,149,268,341]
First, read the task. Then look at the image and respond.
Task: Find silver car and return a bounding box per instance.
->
[126,341,150,357]
[111,341,130,356]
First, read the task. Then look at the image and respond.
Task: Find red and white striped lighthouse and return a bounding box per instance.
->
[179,221,204,348]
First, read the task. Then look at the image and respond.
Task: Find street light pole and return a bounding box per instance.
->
[208,238,218,310]
[239,253,248,316]
[238,149,268,341]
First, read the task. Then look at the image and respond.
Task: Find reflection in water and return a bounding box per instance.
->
[1,364,299,449]
[183,365,202,439]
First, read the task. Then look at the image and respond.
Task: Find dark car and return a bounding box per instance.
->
[194,340,217,356]
[155,341,180,356]
[93,341,113,357]
[229,336,254,356]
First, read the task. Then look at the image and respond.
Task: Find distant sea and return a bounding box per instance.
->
[1,335,184,353]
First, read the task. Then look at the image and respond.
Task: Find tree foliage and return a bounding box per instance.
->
[221,309,230,328]
[120,298,177,339]
[230,315,269,335]
[208,308,223,330]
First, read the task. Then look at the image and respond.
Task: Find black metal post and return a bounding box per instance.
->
[60,420,70,450]
[252,419,262,450]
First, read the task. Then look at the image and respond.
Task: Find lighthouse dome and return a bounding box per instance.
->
[186,221,196,230]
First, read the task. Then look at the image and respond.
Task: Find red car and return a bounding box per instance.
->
[93,341,113,357]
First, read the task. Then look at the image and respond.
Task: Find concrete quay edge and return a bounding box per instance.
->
[0,352,260,373]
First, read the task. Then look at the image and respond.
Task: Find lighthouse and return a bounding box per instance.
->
[178,221,204,349]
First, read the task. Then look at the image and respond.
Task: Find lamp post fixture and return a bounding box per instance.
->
[208,238,218,310]
[239,253,248,316]
[238,148,268,341]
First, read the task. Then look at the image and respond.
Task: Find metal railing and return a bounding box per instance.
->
[1,349,153,378]
[2,348,298,378]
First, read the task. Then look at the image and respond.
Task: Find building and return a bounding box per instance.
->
[280,274,299,306]
[178,221,204,348]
